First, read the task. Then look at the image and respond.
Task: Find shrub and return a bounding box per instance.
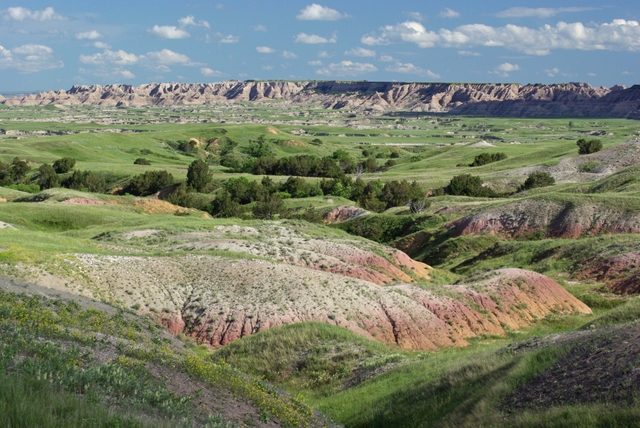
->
[186,159,212,192]
[63,170,107,193]
[206,191,245,218]
[519,172,555,191]
[577,138,603,155]
[37,164,60,189]
[469,152,507,167]
[52,157,76,174]
[134,158,151,165]
[127,170,173,196]
[252,194,286,220]
[447,174,497,197]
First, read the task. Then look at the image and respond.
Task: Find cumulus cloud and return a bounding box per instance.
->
[142,49,196,65]
[493,62,520,77]
[545,67,560,77]
[147,25,190,39]
[76,30,103,40]
[282,51,298,58]
[345,47,376,57]
[79,49,138,66]
[262,65,275,70]
[379,55,395,62]
[386,62,440,78]
[308,60,323,66]
[297,4,348,21]
[178,15,210,28]
[212,32,239,43]
[316,60,377,76]
[440,8,460,18]
[253,24,267,32]
[361,19,640,55]
[496,7,597,18]
[295,32,337,44]
[120,70,135,79]
[318,50,333,58]
[201,67,224,76]
[0,43,63,73]
[256,46,275,53]
[93,42,111,49]
[458,50,481,56]
[2,6,64,21]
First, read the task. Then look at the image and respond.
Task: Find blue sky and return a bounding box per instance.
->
[0,1,638,91]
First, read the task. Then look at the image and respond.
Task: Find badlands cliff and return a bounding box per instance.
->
[2,80,639,119]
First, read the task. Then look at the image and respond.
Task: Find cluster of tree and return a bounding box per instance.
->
[577,138,603,155]
[518,172,555,191]
[469,152,507,167]
[446,174,498,198]
[0,157,31,186]
[126,170,173,196]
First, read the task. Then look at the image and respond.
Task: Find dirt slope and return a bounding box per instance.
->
[12,245,590,350]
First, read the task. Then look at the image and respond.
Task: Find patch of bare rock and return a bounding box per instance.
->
[323,205,370,224]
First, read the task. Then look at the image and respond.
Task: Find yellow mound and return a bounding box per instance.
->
[266,126,279,134]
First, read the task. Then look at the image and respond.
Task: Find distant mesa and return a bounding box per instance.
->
[2,80,639,119]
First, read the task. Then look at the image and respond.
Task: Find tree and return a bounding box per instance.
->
[519,172,555,191]
[186,159,212,192]
[252,193,285,220]
[577,138,602,155]
[37,164,60,189]
[64,170,106,193]
[207,190,244,218]
[53,157,76,174]
[469,152,507,167]
[447,174,496,197]
[128,170,173,196]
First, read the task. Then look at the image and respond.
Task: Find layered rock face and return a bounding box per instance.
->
[3,80,639,118]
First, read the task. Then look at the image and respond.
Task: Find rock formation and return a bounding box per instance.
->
[3,81,639,119]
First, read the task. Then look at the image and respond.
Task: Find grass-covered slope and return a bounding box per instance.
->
[0,276,325,428]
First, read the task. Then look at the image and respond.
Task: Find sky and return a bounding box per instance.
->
[0,0,638,92]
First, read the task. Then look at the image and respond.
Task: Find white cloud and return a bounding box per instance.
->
[295,32,337,44]
[316,60,377,76]
[76,31,103,40]
[213,32,239,43]
[406,12,425,21]
[297,4,348,21]
[386,62,440,78]
[262,65,275,70]
[493,62,520,77]
[142,49,196,65]
[458,50,481,56]
[256,46,276,53]
[282,51,298,58]
[361,19,640,55]
[440,8,460,18]
[178,15,210,28]
[308,60,323,66]
[496,7,597,18]
[0,43,63,73]
[379,55,395,62]
[545,67,560,77]
[120,70,135,79]
[93,42,111,49]
[253,24,267,32]
[148,25,190,39]
[345,47,376,57]
[201,67,223,76]
[587,72,596,76]
[2,7,64,21]
[622,71,632,75]
[79,49,138,66]
[318,50,333,58]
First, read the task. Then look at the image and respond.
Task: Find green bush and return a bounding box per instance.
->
[63,170,107,193]
[577,138,603,155]
[52,157,76,174]
[37,164,60,189]
[127,170,173,196]
[134,158,151,165]
[252,193,286,220]
[469,152,507,167]
[447,174,497,197]
[186,159,212,192]
[518,172,555,191]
